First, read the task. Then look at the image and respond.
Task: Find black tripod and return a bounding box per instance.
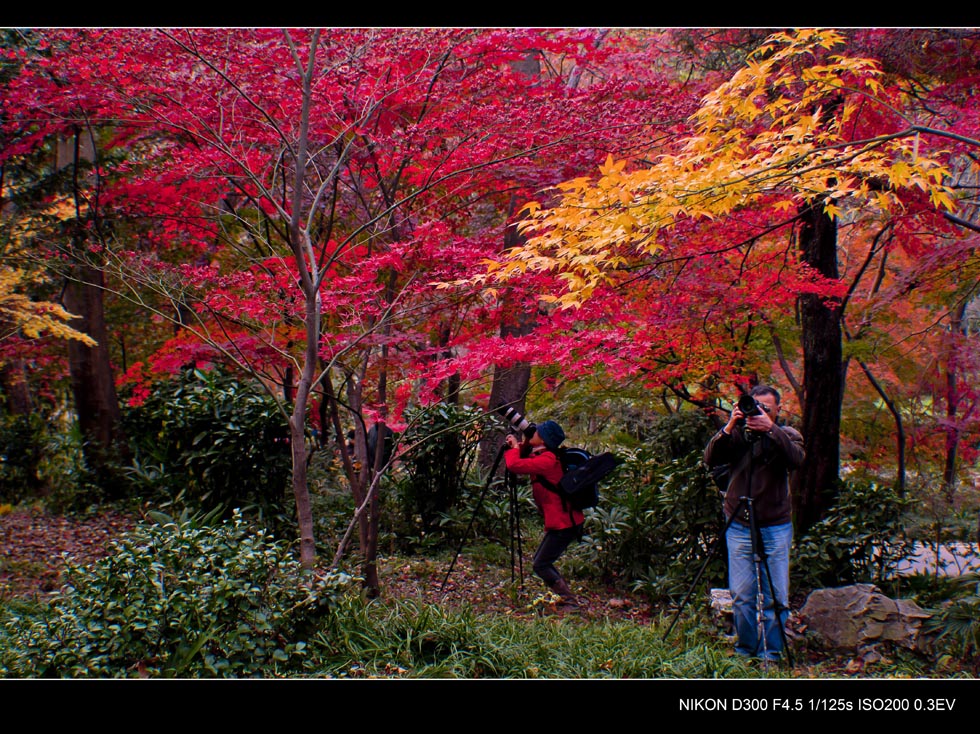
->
[440,441,525,592]
[663,449,793,667]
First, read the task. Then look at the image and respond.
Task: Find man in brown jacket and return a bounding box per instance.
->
[704,385,804,662]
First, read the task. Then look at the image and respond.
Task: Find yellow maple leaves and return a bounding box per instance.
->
[0,267,96,346]
[1,188,96,347]
[484,29,957,309]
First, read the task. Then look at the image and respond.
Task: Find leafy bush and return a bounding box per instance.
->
[121,367,292,524]
[924,573,980,670]
[569,445,725,601]
[792,478,915,591]
[388,403,484,545]
[0,510,352,678]
[633,408,719,462]
[432,475,506,534]
[564,410,723,600]
[0,412,113,512]
[0,412,47,503]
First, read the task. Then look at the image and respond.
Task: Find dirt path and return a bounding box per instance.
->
[0,507,138,599]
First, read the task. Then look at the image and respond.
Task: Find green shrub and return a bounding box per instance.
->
[0,411,114,512]
[388,403,485,548]
[0,510,352,678]
[0,412,47,503]
[924,572,980,670]
[121,367,292,524]
[433,474,536,555]
[562,411,723,600]
[792,478,915,591]
[570,445,725,601]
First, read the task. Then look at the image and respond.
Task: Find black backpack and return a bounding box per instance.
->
[540,447,620,511]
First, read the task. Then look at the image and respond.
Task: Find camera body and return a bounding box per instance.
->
[736,393,763,442]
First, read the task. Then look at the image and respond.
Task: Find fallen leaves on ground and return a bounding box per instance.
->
[0,507,654,623]
[0,507,137,599]
[377,553,657,622]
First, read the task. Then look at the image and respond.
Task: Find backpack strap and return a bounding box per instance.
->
[533,449,575,520]
[531,448,562,488]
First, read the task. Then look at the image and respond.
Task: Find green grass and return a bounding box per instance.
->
[295,597,771,678]
[4,578,971,679]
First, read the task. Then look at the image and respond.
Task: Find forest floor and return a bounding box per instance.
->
[0,506,958,678]
[0,505,654,623]
[0,506,138,599]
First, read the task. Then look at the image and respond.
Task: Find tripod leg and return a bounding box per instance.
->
[746,498,769,663]
[662,508,738,641]
[440,443,506,592]
[509,475,519,585]
[753,523,794,665]
[512,478,524,586]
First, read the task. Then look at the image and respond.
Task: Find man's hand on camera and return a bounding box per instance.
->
[724,405,774,434]
[505,434,519,449]
[745,410,774,433]
[723,406,743,434]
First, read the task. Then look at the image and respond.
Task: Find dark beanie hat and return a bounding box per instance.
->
[536,420,565,451]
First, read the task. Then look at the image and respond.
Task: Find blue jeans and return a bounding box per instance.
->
[726,520,792,660]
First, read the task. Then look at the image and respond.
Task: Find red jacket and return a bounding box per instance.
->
[504,446,585,531]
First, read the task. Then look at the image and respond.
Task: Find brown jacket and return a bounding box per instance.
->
[704,423,805,527]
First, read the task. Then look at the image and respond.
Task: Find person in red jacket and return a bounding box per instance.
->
[504,419,583,607]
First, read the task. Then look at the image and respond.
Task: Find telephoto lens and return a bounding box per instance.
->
[737,393,762,417]
[497,405,536,440]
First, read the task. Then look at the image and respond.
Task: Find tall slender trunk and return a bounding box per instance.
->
[288,270,319,568]
[480,200,536,471]
[856,359,906,495]
[942,301,968,499]
[63,129,126,487]
[794,202,842,533]
[283,30,322,569]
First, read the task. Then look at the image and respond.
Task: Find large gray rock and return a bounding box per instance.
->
[799,583,932,655]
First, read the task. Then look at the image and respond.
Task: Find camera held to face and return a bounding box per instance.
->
[496,405,537,457]
[736,393,763,441]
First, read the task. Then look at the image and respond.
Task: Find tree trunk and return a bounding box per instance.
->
[942,301,967,499]
[479,200,536,471]
[64,262,127,488]
[361,334,391,598]
[288,275,319,569]
[793,202,843,533]
[62,128,126,488]
[283,33,321,570]
[481,360,533,471]
[439,320,461,405]
[856,358,906,495]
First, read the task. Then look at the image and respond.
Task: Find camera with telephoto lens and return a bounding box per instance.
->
[736,393,763,441]
[496,405,537,441]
